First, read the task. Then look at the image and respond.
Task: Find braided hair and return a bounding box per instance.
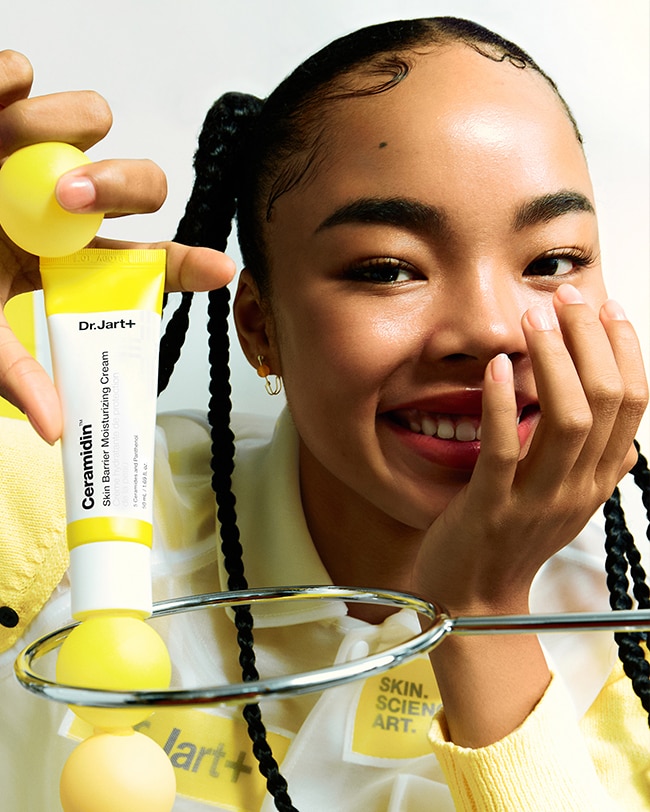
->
[604,442,650,721]
[158,16,650,807]
[162,94,297,810]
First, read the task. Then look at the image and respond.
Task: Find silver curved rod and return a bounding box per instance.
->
[149,585,444,618]
[14,586,449,708]
[14,585,650,710]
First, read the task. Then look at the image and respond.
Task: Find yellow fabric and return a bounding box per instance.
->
[0,417,67,652]
[429,665,650,811]
[0,295,36,421]
[581,656,650,809]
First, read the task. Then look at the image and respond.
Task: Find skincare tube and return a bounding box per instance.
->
[40,249,165,620]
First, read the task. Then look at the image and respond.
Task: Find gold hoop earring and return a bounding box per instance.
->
[256,355,283,396]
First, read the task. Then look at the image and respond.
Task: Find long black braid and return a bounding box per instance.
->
[157,291,194,396]
[159,93,297,810]
[604,443,650,725]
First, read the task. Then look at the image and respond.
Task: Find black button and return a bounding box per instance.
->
[0,606,19,628]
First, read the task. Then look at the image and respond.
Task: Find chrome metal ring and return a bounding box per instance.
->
[14,586,449,708]
[14,584,650,710]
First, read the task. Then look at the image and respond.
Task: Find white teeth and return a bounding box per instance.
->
[436,419,455,440]
[455,420,477,442]
[401,410,481,441]
[421,416,437,437]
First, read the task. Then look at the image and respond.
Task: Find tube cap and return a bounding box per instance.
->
[69,542,152,620]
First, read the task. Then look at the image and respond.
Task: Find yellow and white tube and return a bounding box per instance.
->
[40,248,165,620]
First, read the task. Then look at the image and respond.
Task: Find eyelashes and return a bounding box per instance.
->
[524,247,597,278]
[345,248,597,286]
[345,258,418,284]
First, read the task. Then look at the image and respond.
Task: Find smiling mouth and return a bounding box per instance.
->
[390,405,538,442]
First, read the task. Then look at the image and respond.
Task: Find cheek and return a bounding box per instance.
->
[273,296,419,408]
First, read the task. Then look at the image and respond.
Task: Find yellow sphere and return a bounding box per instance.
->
[56,615,172,729]
[60,730,176,812]
[0,142,103,256]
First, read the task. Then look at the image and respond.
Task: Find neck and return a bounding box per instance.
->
[298,441,426,623]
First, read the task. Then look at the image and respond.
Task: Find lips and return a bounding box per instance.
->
[381,393,540,470]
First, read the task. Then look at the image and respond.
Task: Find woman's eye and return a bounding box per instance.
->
[348,259,416,284]
[525,255,581,277]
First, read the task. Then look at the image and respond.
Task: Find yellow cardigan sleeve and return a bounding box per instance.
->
[0,417,67,653]
[428,664,650,811]
[580,657,650,810]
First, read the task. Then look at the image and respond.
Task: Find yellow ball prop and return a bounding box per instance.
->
[60,730,176,812]
[0,142,103,256]
[56,615,172,729]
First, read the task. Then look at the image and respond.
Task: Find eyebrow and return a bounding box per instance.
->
[512,191,595,230]
[315,197,448,235]
[315,190,595,236]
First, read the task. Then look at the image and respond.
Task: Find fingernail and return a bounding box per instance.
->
[603,299,627,321]
[56,176,96,211]
[526,306,554,331]
[490,353,512,383]
[556,283,584,304]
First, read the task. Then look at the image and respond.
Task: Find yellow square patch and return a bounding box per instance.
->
[348,656,442,763]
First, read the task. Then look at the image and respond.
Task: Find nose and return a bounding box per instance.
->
[423,268,529,368]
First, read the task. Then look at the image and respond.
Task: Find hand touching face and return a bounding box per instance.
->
[246,44,635,535]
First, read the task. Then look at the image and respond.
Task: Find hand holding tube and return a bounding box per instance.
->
[0,50,235,444]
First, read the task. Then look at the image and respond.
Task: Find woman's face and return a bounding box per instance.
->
[243,44,607,531]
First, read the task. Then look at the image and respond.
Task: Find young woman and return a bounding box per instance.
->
[0,17,648,812]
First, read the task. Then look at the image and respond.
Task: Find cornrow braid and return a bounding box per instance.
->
[170,93,297,810]
[603,443,650,725]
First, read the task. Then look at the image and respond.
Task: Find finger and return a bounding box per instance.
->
[56,159,168,216]
[471,353,520,499]
[163,242,237,292]
[0,90,112,158]
[596,299,649,480]
[0,50,33,107]
[92,237,237,292]
[517,305,592,491]
[0,317,61,443]
[550,284,625,468]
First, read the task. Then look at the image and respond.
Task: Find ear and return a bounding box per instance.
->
[233,269,280,373]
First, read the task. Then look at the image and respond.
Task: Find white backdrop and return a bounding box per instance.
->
[4,0,649,446]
